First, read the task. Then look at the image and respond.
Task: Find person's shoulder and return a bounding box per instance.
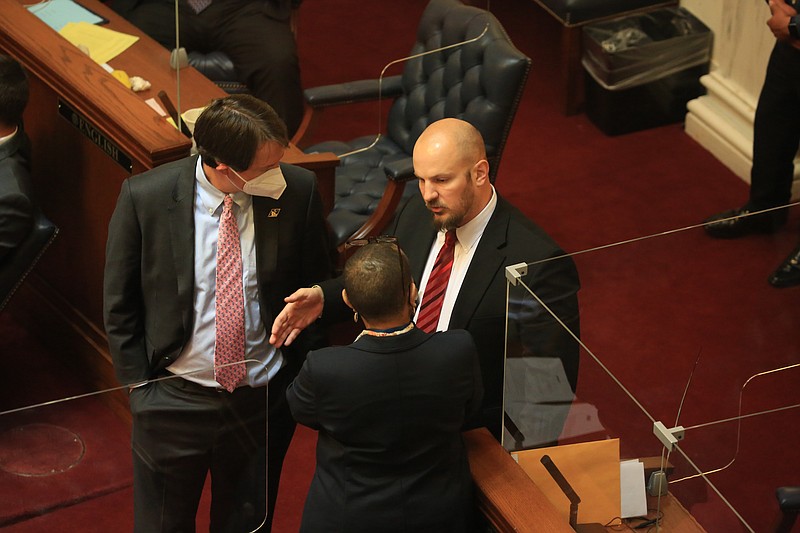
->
[304,344,358,372]
[495,194,564,253]
[128,156,193,183]
[280,162,316,188]
[429,329,476,350]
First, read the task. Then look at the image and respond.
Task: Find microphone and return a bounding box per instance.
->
[540,454,607,533]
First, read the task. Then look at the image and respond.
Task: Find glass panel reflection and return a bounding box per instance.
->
[0,358,270,532]
[504,202,800,532]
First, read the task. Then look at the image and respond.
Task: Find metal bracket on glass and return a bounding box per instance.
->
[653,421,685,451]
[505,262,528,286]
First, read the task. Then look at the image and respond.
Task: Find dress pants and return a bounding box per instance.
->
[749,41,800,211]
[123,0,304,137]
[129,364,296,532]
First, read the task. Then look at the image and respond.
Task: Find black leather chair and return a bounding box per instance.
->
[775,486,800,533]
[0,210,58,312]
[187,51,249,95]
[294,0,531,247]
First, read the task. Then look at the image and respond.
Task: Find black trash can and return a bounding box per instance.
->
[582,7,712,136]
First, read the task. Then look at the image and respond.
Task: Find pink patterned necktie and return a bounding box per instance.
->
[416,230,457,333]
[214,195,246,392]
[187,0,211,14]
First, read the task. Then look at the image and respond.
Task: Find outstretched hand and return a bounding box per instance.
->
[270,286,324,348]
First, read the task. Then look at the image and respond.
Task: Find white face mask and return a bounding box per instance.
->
[229,166,286,199]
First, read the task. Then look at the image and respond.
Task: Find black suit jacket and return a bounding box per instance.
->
[321,192,580,438]
[112,0,297,21]
[0,130,34,262]
[104,155,331,385]
[286,328,482,533]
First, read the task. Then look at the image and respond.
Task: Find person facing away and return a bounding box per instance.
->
[286,239,483,533]
[103,93,332,532]
[704,0,800,288]
[0,53,35,262]
[272,117,581,444]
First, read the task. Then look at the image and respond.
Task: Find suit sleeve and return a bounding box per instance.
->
[0,189,34,262]
[300,172,334,286]
[285,353,321,429]
[103,180,150,385]
[515,249,581,392]
[466,336,484,419]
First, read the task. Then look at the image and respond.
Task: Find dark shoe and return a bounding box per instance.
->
[704,207,787,239]
[768,244,800,288]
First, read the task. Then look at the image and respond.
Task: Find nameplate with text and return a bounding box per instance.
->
[58,100,132,172]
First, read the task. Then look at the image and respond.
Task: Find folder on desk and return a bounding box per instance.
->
[514,438,621,526]
[59,21,138,64]
[27,0,106,32]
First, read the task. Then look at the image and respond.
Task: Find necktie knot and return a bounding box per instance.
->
[444,229,457,248]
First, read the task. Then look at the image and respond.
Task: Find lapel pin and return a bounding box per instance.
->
[268,208,281,218]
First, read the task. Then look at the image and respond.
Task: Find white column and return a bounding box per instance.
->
[682,0,799,194]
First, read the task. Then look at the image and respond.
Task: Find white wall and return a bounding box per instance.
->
[681,0,799,192]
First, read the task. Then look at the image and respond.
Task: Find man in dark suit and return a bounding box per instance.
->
[103,94,332,532]
[286,240,482,532]
[111,0,303,136]
[704,0,800,287]
[272,118,581,444]
[0,54,35,262]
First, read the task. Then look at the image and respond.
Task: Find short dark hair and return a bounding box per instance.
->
[343,242,412,322]
[0,54,29,128]
[194,94,288,171]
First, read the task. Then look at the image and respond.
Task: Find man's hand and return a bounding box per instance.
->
[768,0,798,42]
[269,286,324,348]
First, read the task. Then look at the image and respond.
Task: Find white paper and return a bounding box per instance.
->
[619,459,647,518]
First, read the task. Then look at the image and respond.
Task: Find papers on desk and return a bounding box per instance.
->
[27,0,105,32]
[620,459,648,518]
[59,22,139,65]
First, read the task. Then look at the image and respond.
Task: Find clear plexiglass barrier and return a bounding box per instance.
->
[2,205,799,532]
[503,203,800,532]
[0,359,271,531]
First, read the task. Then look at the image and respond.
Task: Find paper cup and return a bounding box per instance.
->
[181,107,205,135]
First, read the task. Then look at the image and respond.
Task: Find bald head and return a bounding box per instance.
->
[414,118,486,168]
[413,119,491,231]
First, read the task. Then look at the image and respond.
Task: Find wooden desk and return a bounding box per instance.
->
[0,0,336,416]
[464,428,707,532]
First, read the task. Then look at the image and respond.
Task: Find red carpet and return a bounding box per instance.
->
[2,0,799,531]
[0,314,133,528]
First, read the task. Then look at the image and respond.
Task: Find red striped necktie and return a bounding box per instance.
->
[416,230,457,333]
[214,195,246,392]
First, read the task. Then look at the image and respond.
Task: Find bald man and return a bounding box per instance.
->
[273,118,580,442]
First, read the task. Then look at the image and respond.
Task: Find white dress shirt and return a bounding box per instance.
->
[415,186,498,332]
[167,158,284,388]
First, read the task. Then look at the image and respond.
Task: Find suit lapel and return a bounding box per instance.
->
[449,201,510,329]
[168,158,197,332]
[252,195,280,284]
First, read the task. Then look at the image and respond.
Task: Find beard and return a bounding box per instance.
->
[428,183,474,231]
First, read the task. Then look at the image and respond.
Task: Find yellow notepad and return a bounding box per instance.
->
[59,21,138,64]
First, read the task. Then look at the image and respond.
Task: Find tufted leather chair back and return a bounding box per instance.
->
[305,0,530,246]
[387,0,530,182]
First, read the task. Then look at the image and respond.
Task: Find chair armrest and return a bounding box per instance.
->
[304,75,403,109]
[777,486,800,511]
[383,157,415,181]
